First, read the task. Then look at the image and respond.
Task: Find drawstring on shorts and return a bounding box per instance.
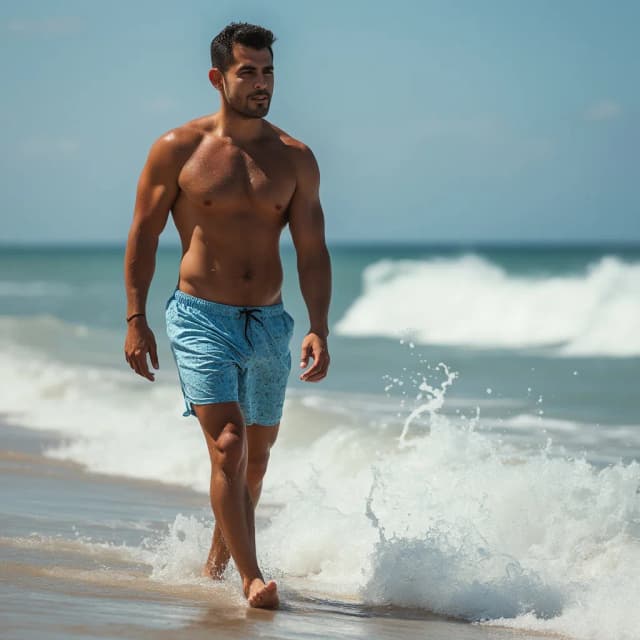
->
[238,308,264,348]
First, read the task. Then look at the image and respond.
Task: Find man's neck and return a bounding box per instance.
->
[214,105,265,144]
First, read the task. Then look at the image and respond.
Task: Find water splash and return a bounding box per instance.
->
[398,362,459,446]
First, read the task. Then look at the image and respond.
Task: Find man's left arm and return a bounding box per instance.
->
[288,145,332,382]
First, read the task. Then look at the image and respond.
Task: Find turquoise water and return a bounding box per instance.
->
[1,243,639,427]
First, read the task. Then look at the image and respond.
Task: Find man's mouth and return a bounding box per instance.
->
[251,95,269,101]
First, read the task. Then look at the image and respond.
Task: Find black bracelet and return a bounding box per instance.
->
[126,312,146,323]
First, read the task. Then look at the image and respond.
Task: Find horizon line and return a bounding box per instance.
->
[2,239,640,250]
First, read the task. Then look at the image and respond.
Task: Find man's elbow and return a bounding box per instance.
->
[126,222,162,257]
[296,243,330,270]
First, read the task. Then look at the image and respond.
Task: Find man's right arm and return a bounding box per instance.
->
[123,129,188,381]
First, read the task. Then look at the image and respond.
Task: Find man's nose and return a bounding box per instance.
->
[254,75,268,89]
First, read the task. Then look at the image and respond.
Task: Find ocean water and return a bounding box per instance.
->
[1,242,639,640]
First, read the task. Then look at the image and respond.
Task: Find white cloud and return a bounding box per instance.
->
[584,99,622,122]
[7,17,84,35]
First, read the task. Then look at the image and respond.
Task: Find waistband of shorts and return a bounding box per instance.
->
[170,288,285,318]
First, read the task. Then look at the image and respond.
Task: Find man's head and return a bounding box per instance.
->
[209,22,276,119]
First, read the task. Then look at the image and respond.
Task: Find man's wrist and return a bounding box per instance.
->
[309,327,329,339]
[126,312,146,323]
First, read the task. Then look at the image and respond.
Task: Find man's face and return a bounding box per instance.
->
[214,43,274,119]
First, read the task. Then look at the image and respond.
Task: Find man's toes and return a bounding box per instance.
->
[248,580,278,608]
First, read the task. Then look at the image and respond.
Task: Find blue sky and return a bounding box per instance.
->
[1,0,638,244]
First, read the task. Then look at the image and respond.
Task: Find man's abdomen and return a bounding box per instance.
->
[176,241,285,307]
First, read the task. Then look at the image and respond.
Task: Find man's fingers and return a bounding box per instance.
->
[130,358,142,376]
[300,353,322,378]
[131,355,144,377]
[300,351,330,381]
[139,358,154,381]
[150,342,159,370]
[125,353,138,373]
[125,331,157,381]
[133,349,155,381]
[304,368,327,382]
[300,344,311,368]
[311,357,330,378]
[303,363,328,382]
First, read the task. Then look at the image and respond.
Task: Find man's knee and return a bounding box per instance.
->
[247,452,269,488]
[214,422,246,477]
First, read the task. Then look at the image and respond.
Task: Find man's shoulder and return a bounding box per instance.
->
[266,123,319,188]
[143,120,208,176]
[266,122,318,179]
[267,122,313,157]
[152,119,207,157]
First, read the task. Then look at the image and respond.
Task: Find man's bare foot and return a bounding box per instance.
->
[202,529,231,579]
[201,561,226,580]
[244,577,279,609]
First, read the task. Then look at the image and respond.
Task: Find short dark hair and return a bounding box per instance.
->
[210,22,276,72]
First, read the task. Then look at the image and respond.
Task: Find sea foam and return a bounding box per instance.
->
[127,368,640,640]
[334,254,640,357]
[1,343,639,640]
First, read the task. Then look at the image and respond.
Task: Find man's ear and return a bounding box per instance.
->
[208,68,223,90]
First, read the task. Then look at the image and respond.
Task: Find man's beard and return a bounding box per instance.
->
[230,97,270,119]
[223,78,270,118]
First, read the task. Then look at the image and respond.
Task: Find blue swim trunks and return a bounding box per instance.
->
[165,288,294,426]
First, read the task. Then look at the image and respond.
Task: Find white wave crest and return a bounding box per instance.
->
[334,255,640,357]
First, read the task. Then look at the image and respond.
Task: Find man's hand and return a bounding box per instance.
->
[299,332,330,382]
[124,317,159,381]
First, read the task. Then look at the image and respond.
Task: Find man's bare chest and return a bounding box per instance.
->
[178,141,296,213]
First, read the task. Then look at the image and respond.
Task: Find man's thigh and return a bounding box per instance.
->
[193,401,246,457]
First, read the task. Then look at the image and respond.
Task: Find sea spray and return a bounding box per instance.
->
[398,362,459,446]
[262,357,640,639]
[128,356,640,639]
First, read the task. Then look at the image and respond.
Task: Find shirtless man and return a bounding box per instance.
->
[123,23,331,609]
